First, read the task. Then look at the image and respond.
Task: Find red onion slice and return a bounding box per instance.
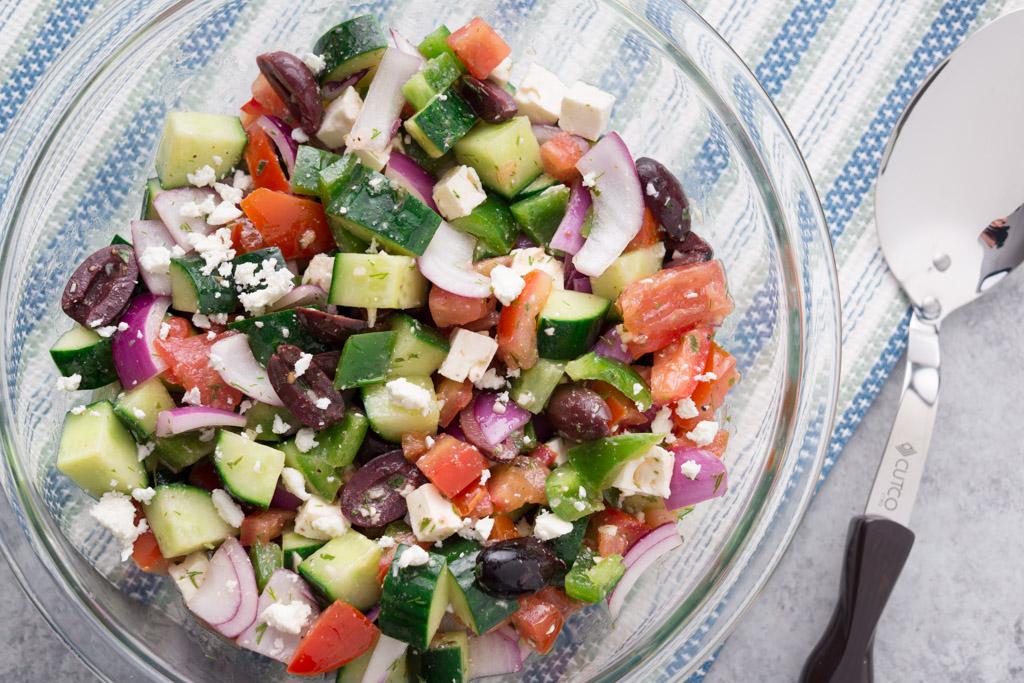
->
[607,522,682,618]
[112,294,171,389]
[131,219,176,295]
[186,537,243,627]
[212,537,259,637]
[322,70,368,101]
[385,151,438,211]
[209,333,284,407]
[236,569,320,663]
[389,28,421,57]
[153,188,214,249]
[592,326,632,364]
[550,180,592,255]
[418,222,491,298]
[348,48,423,155]
[155,406,246,437]
[256,115,298,175]
[469,629,524,677]
[269,284,327,312]
[473,392,531,448]
[665,446,728,510]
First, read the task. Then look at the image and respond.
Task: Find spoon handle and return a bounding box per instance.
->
[800,515,915,683]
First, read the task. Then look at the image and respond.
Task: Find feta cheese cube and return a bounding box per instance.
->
[352,145,391,172]
[406,483,463,542]
[302,253,334,293]
[490,264,526,306]
[439,328,499,383]
[168,551,211,601]
[432,165,487,221]
[512,63,566,124]
[533,510,574,540]
[685,420,719,447]
[509,247,564,288]
[608,445,674,498]
[317,87,363,148]
[211,489,245,528]
[559,81,615,141]
[294,495,350,540]
[489,57,513,86]
[395,544,431,568]
[89,491,149,561]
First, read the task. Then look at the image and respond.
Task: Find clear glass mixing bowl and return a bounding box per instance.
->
[0,0,840,680]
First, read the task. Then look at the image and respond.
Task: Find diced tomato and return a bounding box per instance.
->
[231,217,267,253]
[488,457,549,513]
[513,591,568,655]
[625,208,662,252]
[497,269,553,371]
[376,530,421,584]
[527,444,558,468]
[488,513,519,541]
[250,74,293,123]
[447,18,511,79]
[288,601,380,675]
[587,508,650,557]
[591,381,647,431]
[188,459,222,491]
[540,133,585,183]
[673,342,739,432]
[451,479,495,518]
[619,260,733,357]
[401,432,431,462]
[155,333,243,411]
[435,378,474,428]
[239,188,333,260]
[650,326,713,405]
[429,287,496,328]
[244,125,291,193]
[131,531,169,574]
[416,435,489,498]
[239,509,296,547]
[160,315,193,340]
[674,428,730,457]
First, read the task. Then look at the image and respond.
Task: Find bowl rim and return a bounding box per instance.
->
[0,0,842,680]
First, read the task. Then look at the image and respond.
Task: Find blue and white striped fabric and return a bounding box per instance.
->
[0,0,1015,678]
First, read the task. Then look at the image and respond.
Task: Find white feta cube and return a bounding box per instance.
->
[395,544,431,568]
[558,81,615,141]
[168,551,211,601]
[512,63,565,124]
[490,264,526,305]
[317,86,363,148]
[509,247,564,288]
[406,483,463,542]
[609,445,674,498]
[489,57,513,86]
[352,145,391,172]
[432,165,487,221]
[89,491,148,561]
[439,328,499,383]
[385,377,435,415]
[302,253,334,293]
[294,495,350,540]
[533,510,574,540]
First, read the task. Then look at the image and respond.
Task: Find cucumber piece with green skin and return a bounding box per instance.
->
[516,173,559,198]
[153,431,217,472]
[547,517,590,585]
[402,135,453,176]
[140,177,163,220]
[244,402,295,442]
[213,430,286,508]
[314,15,388,83]
[292,146,342,196]
[335,331,397,389]
[545,465,605,521]
[328,219,372,253]
[317,152,360,199]
[510,184,570,245]
[451,194,517,258]
[299,531,382,610]
[113,376,175,440]
[228,309,330,365]
[361,376,440,442]
[590,242,666,301]
[143,484,236,558]
[338,640,409,683]
[564,546,626,603]
[564,351,652,411]
[536,290,610,360]
[418,25,462,64]
[57,400,148,497]
[414,631,469,683]
[402,52,465,111]
[379,545,449,648]
[169,254,237,314]
[510,359,566,413]
[280,411,368,500]
[231,247,288,297]
[50,325,118,390]
[282,531,326,561]
[155,112,247,189]
[249,541,284,593]
[329,253,429,310]
[567,433,664,489]
[387,313,449,378]
[404,90,478,159]
[439,538,518,634]
[454,116,543,199]
[323,163,441,256]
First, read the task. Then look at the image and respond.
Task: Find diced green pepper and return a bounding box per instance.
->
[566,433,663,490]
[547,517,589,585]
[564,352,652,411]
[249,541,284,593]
[564,547,625,603]
[335,331,398,389]
[545,465,604,522]
[281,410,368,500]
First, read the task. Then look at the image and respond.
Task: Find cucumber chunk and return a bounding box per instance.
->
[140,177,163,220]
[413,631,469,683]
[387,313,449,378]
[336,331,398,389]
[418,25,462,64]
[536,289,610,360]
[361,376,440,442]
[510,184,570,245]
[169,254,237,314]
[213,430,285,508]
[516,173,559,198]
[318,152,360,199]
[402,53,465,111]
[510,359,566,413]
[144,484,236,558]
[249,541,284,593]
[292,145,342,196]
[450,194,517,258]
[57,400,148,497]
[440,538,518,634]
[228,309,330,365]
[299,530,382,609]
[329,253,428,310]
[113,376,176,440]
[282,530,326,564]
[314,15,388,83]
[404,91,478,159]
[379,545,449,648]
[280,411,368,500]
[153,431,217,472]
[590,242,666,301]
[454,116,543,198]
[155,111,247,189]
[50,324,118,390]
[547,517,589,585]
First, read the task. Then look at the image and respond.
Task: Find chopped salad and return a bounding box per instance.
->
[51,13,738,681]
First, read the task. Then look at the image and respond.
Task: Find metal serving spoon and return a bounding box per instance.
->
[801,10,1024,682]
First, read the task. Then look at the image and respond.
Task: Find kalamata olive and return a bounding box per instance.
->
[356,431,396,465]
[267,344,345,428]
[256,51,323,132]
[295,307,368,344]
[635,157,691,240]
[475,537,565,598]
[547,384,612,442]
[458,76,518,123]
[341,451,426,527]
[312,351,340,381]
[61,245,139,328]
[665,231,714,268]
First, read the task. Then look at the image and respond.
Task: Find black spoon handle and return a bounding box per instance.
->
[800,515,915,683]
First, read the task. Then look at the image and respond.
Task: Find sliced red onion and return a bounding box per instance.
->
[563,254,593,293]
[390,28,421,57]
[322,70,368,101]
[385,151,438,211]
[445,421,467,442]
[256,115,298,175]
[156,406,246,437]
[550,180,592,256]
[186,538,258,637]
[131,219,176,295]
[112,294,170,389]
[469,629,524,677]
[213,538,259,637]
[364,604,380,622]
[362,634,408,683]
[572,133,644,277]
[348,48,423,155]
[607,522,682,619]
[472,392,532,449]
[514,233,537,250]
[418,221,491,297]
[269,284,327,311]
[153,188,214,249]
[531,124,562,145]
[236,569,320,663]
[592,326,631,364]
[210,334,284,406]
[270,485,303,511]
[666,446,728,510]
[458,406,490,452]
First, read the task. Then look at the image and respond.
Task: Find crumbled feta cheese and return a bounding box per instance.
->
[70,405,86,415]
[490,264,526,306]
[188,227,236,276]
[473,367,506,390]
[187,165,217,187]
[199,427,216,442]
[206,200,242,226]
[512,63,566,124]
[533,510,574,540]
[609,445,674,498]
[182,387,202,406]
[318,87,363,148]
[136,441,155,462]
[543,327,555,336]
[260,601,313,635]
[281,467,311,501]
[675,398,699,419]
[302,52,326,74]
[131,487,156,505]
[90,491,149,561]
[169,551,210,601]
[650,406,674,439]
[291,127,310,143]
[301,253,334,293]
[686,420,719,447]
[395,544,430,568]
[295,495,350,540]
[558,81,615,141]
[213,181,243,205]
[131,407,146,420]
[479,468,492,486]
[295,428,319,453]
[693,372,718,383]
[386,378,434,415]
[581,171,598,188]
[57,373,82,392]
[293,352,313,377]
[272,415,292,436]
[474,516,495,541]
[211,489,245,527]
[680,459,702,480]
[235,256,296,314]
[489,56,512,86]
[432,165,487,221]
[546,438,568,466]
[192,313,211,329]
[439,328,499,383]
[424,435,436,449]
[139,246,171,276]
[632,383,643,396]
[377,535,396,549]
[508,247,564,288]
[315,397,331,410]
[406,483,463,542]
[232,169,252,191]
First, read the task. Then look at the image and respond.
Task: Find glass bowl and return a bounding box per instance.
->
[0,0,840,680]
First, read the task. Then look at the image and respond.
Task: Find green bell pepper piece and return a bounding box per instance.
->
[564,352,652,411]
[564,546,625,603]
[547,517,589,585]
[249,541,284,593]
[546,465,605,522]
[566,433,663,490]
